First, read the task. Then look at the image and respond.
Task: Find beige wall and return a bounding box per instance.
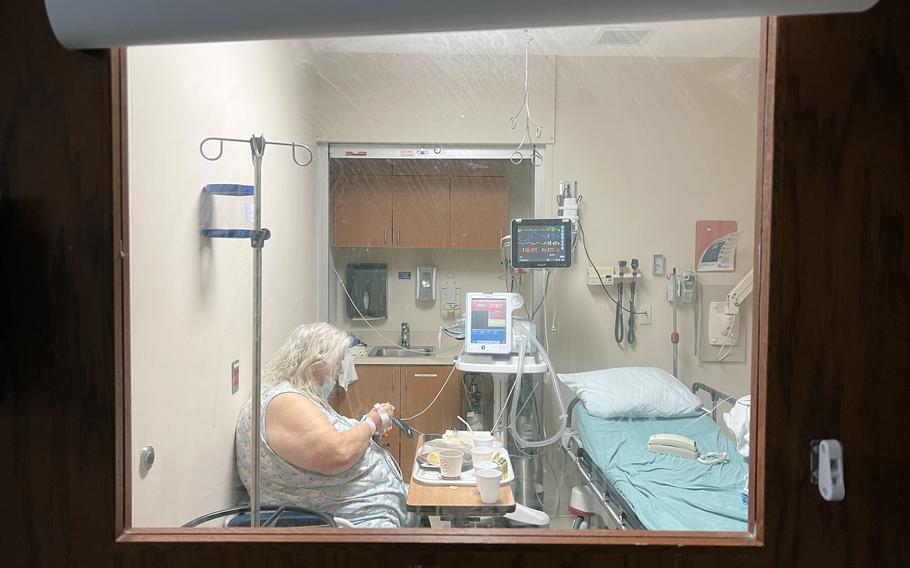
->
[313,53,556,145]
[128,39,320,527]
[331,248,508,351]
[538,55,759,517]
[547,56,758,393]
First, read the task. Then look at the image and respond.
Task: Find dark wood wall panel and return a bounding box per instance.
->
[761,1,910,565]
[0,0,117,567]
[2,0,908,566]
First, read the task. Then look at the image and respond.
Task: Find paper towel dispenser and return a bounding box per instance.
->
[345,263,387,320]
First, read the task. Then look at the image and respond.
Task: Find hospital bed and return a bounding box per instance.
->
[563,382,749,531]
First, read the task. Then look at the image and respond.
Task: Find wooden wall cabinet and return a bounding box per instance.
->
[331,159,510,250]
[449,176,509,250]
[398,365,464,480]
[392,176,450,249]
[333,364,464,480]
[332,174,450,248]
[332,175,394,247]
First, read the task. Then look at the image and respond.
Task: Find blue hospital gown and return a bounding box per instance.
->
[235,382,417,528]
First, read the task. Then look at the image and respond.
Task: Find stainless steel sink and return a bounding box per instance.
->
[368,346,434,357]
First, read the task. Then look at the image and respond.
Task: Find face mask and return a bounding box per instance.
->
[319,376,336,399]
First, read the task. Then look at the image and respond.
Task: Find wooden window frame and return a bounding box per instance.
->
[113,18,776,547]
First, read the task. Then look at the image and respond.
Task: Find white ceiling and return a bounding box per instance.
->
[310,18,761,59]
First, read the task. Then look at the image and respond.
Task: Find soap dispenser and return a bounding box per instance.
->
[416,265,436,303]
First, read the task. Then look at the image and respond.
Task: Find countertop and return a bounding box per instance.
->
[353,355,457,366]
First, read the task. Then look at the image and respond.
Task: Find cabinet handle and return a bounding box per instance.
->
[413,373,438,378]
[383,227,388,244]
[396,227,400,243]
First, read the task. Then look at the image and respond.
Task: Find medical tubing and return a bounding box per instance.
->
[490,370,522,435]
[614,273,625,343]
[627,278,637,345]
[529,270,551,319]
[675,396,743,435]
[491,338,527,435]
[508,329,567,448]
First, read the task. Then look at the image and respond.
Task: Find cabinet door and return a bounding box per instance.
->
[332,175,393,247]
[392,175,450,248]
[449,176,509,249]
[332,365,401,465]
[399,365,463,480]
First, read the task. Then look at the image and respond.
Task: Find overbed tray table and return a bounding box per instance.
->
[405,435,516,519]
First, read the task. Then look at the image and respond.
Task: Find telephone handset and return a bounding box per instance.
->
[648,433,698,459]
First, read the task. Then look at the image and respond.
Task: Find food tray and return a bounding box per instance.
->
[411,446,515,486]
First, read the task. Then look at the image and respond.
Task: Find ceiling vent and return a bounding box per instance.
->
[592,28,652,46]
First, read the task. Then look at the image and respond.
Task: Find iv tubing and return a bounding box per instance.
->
[508,327,567,448]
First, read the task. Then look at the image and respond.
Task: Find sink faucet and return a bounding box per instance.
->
[400,322,410,349]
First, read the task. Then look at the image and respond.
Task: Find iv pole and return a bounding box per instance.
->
[669,268,680,378]
[200,134,312,528]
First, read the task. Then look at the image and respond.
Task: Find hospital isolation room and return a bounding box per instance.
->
[126,18,761,533]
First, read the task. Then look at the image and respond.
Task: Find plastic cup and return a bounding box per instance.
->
[475,468,501,503]
[471,446,496,464]
[473,460,499,472]
[438,449,464,479]
[473,434,495,448]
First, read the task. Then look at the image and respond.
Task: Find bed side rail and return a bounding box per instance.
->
[691,382,738,420]
[565,397,584,429]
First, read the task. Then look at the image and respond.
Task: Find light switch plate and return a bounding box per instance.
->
[231,359,240,394]
[652,254,666,277]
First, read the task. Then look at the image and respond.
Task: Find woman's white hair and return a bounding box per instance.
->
[263,322,350,400]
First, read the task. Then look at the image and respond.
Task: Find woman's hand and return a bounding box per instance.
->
[367,402,396,436]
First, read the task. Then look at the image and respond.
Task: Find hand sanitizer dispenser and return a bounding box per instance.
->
[417,265,436,303]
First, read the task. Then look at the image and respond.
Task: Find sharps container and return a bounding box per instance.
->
[200,184,255,238]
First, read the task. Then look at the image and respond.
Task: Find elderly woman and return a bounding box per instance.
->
[235,322,417,528]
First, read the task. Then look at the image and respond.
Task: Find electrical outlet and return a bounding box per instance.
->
[636,304,652,325]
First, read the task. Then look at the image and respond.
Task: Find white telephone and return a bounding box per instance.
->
[648,433,699,459]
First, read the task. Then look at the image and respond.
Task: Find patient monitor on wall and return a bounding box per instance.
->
[464,292,524,355]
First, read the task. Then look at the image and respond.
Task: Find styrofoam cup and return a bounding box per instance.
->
[475,468,501,503]
[473,460,499,472]
[471,446,496,464]
[438,449,464,479]
[473,434,495,448]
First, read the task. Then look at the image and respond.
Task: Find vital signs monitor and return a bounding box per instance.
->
[511,218,573,269]
[464,292,524,354]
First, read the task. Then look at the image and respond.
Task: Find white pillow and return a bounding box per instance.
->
[559,367,702,419]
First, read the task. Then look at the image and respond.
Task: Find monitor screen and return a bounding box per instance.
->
[512,218,572,268]
[469,297,508,345]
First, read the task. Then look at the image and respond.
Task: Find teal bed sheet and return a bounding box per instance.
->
[575,406,749,531]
